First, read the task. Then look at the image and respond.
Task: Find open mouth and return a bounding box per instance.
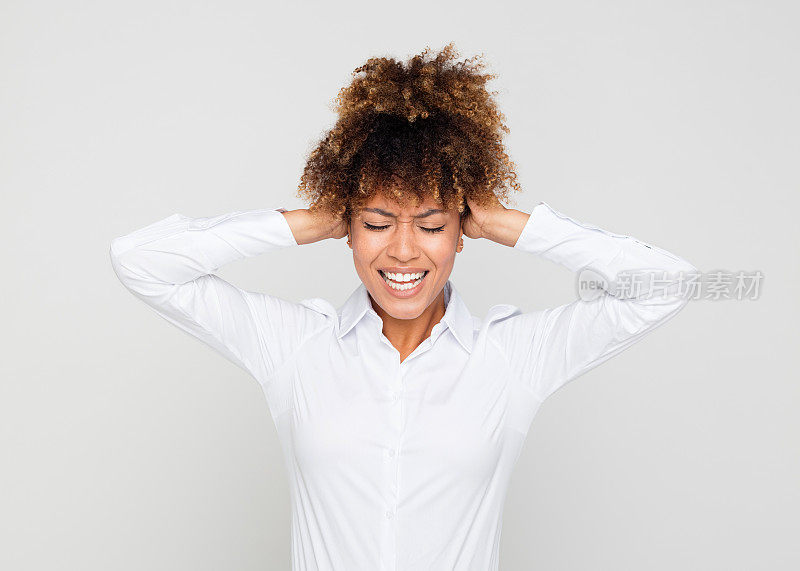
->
[378,269,429,291]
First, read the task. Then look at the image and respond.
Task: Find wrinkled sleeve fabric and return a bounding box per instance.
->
[491,201,697,404]
[109,208,327,382]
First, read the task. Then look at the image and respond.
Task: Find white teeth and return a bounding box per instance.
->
[384,271,425,282]
[380,270,427,291]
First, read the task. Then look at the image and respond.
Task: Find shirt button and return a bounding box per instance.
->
[385,510,394,520]
[388,448,396,458]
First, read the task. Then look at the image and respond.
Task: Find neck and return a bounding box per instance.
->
[371,287,447,362]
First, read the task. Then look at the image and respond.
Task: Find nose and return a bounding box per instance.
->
[385,221,420,262]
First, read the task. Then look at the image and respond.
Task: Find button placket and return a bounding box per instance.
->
[385,364,404,525]
[379,362,402,571]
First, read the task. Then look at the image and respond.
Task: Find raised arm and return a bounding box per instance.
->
[486,201,697,403]
[109,207,341,382]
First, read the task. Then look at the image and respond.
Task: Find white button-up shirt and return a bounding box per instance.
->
[110,202,696,570]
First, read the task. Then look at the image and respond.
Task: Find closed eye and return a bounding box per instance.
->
[363,223,446,233]
[363,223,389,231]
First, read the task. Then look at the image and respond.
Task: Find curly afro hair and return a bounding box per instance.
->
[296,42,522,224]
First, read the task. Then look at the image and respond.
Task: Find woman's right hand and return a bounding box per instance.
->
[280,208,348,245]
[317,208,349,240]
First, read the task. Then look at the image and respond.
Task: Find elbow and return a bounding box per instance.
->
[109,212,188,291]
[658,252,698,305]
[109,242,133,287]
[677,258,699,304]
[109,238,147,291]
[109,238,123,275]
[109,237,123,264]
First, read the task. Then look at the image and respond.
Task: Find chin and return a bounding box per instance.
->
[370,287,426,316]
[372,282,446,321]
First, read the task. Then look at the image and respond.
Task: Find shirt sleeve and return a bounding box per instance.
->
[490,201,697,404]
[109,208,329,382]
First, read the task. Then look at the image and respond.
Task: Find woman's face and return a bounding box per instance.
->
[348,192,463,320]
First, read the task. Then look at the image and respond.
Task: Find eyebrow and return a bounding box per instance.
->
[362,208,445,219]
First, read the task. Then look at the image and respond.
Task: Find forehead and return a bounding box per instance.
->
[358,192,453,216]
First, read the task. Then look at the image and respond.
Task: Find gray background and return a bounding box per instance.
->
[1,1,797,569]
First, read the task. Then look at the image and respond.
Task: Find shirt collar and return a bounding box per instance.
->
[336,279,474,353]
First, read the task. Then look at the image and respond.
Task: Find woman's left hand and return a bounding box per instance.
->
[461,193,507,240]
[462,193,533,247]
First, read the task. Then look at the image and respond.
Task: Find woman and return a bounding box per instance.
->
[110,44,696,570]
